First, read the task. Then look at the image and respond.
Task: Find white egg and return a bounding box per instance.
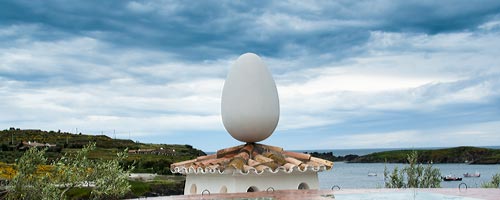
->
[221,53,280,143]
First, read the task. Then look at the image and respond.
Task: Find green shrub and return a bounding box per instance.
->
[482,173,500,188]
[384,151,441,188]
[6,143,132,200]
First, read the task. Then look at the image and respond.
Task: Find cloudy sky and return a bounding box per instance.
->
[1,1,500,152]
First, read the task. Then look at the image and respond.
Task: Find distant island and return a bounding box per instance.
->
[306,146,500,164]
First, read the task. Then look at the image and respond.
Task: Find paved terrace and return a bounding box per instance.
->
[136,188,500,200]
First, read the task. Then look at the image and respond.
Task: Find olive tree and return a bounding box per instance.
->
[7,147,60,200]
[52,143,95,199]
[7,143,132,200]
[89,149,131,199]
[384,151,441,188]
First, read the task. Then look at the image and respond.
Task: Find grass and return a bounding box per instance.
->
[127,177,185,198]
[62,178,185,199]
[129,180,151,196]
[154,175,186,182]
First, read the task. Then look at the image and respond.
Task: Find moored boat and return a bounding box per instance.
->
[464,172,480,177]
[442,175,462,181]
[368,172,377,176]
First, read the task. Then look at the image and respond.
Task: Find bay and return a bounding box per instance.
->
[319,162,500,189]
[296,145,500,157]
[301,146,500,188]
[208,146,500,189]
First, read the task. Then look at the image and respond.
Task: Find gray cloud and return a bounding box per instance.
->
[2,0,499,61]
[1,0,500,150]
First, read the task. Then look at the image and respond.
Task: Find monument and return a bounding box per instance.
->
[171,53,333,195]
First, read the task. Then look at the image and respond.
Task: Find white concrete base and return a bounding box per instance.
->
[184,171,319,195]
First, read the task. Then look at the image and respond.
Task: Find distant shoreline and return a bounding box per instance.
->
[206,146,500,159]
[293,145,500,156]
[302,146,500,164]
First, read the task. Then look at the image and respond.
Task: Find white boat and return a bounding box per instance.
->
[464,172,480,177]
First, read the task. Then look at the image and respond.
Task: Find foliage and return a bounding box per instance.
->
[1,128,204,153]
[481,173,500,188]
[352,146,500,164]
[6,147,60,200]
[52,144,95,199]
[0,162,16,180]
[384,165,404,188]
[6,143,132,200]
[0,128,203,198]
[89,148,132,199]
[384,151,441,188]
[306,152,359,162]
[0,128,137,149]
[0,128,205,175]
[62,178,186,199]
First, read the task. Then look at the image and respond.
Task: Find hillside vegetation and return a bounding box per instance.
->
[0,128,205,174]
[0,128,207,198]
[350,146,500,164]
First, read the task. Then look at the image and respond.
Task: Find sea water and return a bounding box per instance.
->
[319,162,500,189]
[331,192,482,200]
[296,146,500,157]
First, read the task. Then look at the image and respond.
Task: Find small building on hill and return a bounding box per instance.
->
[17,141,56,150]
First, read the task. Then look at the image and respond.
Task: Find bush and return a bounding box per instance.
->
[482,173,500,188]
[384,151,441,188]
[6,143,132,200]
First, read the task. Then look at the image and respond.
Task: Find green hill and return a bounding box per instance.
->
[2,127,138,149]
[349,146,500,164]
[0,127,206,174]
[0,127,205,198]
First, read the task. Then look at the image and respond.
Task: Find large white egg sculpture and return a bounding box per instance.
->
[221,53,280,143]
